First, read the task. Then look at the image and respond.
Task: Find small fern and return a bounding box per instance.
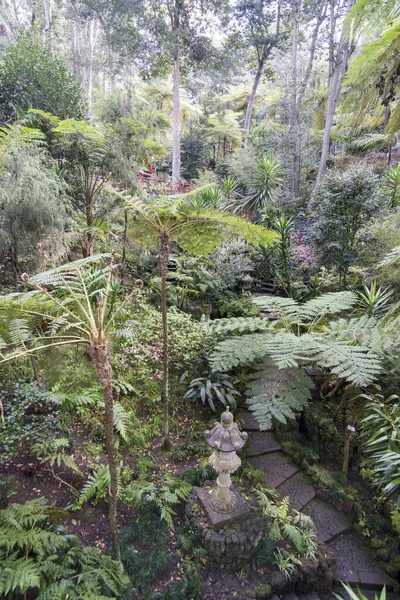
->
[123,474,192,529]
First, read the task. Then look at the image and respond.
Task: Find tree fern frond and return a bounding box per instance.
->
[209,333,270,371]
[246,362,313,430]
[315,340,381,385]
[206,317,276,335]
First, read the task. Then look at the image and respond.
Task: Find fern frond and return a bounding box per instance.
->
[0,553,41,595]
[315,339,381,386]
[246,362,313,430]
[206,317,276,335]
[209,333,271,371]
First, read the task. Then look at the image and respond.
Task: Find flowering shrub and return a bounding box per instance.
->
[291,245,317,273]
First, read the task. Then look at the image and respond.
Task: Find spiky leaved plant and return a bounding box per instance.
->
[0,253,141,566]
[126,195,276,449]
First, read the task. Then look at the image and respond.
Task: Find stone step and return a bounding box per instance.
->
[276,472,316,511]
[328,584,397,600]
[246,431,281,456]
[303,498,352,544]
[248,451,299,488]
[297,592,321,600]
[328,532,392,591]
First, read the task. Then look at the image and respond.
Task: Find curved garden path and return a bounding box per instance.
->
[239,411,396,600]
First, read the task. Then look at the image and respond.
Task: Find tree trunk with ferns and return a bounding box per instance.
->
[159,230,171,450]
[89,337,122,566]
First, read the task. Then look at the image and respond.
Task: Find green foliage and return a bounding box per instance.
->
[311,165,381,284]
[209,291,382,429]
[0,34,86,123]
[334,582,387,600]
[247,362,314,430]
[382,164,400,208]
[182,372,241,411]
[123,474,192,529]
[113,303,213,390]
[206,316,274,335]
[360,397,400,504]
[356,281,394,318]
[229,153,283,215]
[120,508,169,594]
[0,383,61,462]
[0,498,129,599]
[0,124,69,279]
[178,463,217,486]
[216,291,260,318]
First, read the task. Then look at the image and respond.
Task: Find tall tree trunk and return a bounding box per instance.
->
[290,0,299,197]
[71,23,78,82]
[297,0,327,112]
[90,339,122,566]
[159,230,171,450]
[172,42,181,182]
[242,61,264,149]
[42,0,52,46]
[315,0,355,187]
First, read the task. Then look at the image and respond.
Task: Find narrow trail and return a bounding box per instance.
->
[240,411,396,600]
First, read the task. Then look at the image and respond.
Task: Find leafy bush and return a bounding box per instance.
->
[0,498,129,599]
[113,304,213,390]
[311,164,381,285]
[0,34,86,123]
[216,291,260,318]
[120,506,170,593]
[0,382,61,462]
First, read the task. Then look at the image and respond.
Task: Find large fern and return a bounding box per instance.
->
[209,291,382,429]
[0,499,129,599]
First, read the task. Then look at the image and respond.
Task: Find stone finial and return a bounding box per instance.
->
[205,407,248,452]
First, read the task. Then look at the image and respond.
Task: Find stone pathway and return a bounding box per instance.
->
[239,411,394,597]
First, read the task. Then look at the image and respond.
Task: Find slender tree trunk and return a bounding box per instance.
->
[71,23,78,82]
[290,0,299,197]
[242,61,264,149]
[297,0,327,112]
[42,0,52,46]
[315,0,355,187]
[159,230,171,450]
[90,339,121,566]
[172,42,181,182]
[342,426,353,478]
[120,210,128,284]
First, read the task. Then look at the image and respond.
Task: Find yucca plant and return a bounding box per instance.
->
[382,164,400,209]
[233,153,283,217]
[126,195,276,448]
[0,253,141,565]
[356,280,394,318]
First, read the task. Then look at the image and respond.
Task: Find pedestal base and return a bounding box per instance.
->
[196,486,250,527]
[185,485,263,568]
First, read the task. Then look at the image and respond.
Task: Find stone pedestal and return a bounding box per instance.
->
[197,485,249,527]
[185,485,263,567]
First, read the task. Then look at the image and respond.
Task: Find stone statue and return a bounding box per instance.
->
[205,407,248,513]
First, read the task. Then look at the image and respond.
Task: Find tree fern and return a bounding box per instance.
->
[246,362,314,430]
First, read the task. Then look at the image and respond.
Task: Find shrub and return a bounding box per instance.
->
[0,34,86,123]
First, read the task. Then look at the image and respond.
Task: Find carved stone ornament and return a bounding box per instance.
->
[204,407,248,514]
